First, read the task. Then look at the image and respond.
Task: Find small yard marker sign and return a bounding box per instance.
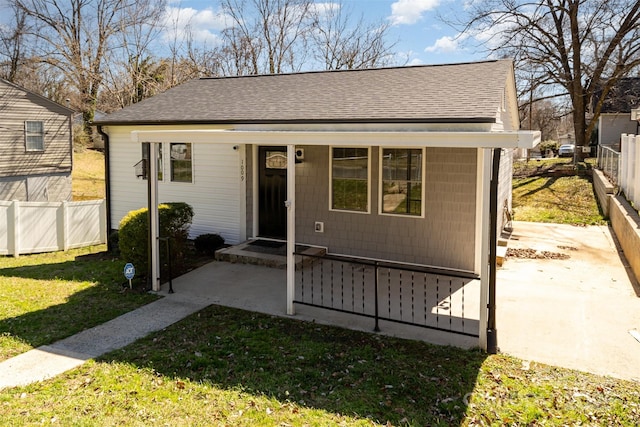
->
[124,263,135,289]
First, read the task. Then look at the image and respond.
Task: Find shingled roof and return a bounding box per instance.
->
[95,59,513,125]
[596,77,640,114]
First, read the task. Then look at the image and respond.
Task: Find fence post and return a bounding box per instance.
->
[9,200,19,257]
[61,200,69,251]
[99,199,108,244]
[621,135,629,196]
[624,135,636,200]
[629,135,640,209]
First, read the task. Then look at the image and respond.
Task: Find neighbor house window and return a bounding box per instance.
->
[170,143,192,182]
[381,148,423,216]
[25,121,44,151]
[331,147,369,212]
[141,143,163,180]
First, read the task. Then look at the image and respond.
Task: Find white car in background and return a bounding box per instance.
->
[558,144,575,157]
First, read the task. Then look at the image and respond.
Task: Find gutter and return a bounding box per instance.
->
[96,125,113,252]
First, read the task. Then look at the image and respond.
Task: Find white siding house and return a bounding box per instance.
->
[95,60,540,350]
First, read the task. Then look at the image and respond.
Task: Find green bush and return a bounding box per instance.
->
[118,202,194,285]
[194,233,225,256]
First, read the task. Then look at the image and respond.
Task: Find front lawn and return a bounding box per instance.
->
[1,305,638,425]
[0,246,158,361]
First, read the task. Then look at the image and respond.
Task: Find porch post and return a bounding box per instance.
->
[286,144,296,315]
[149,142,160,292]
[478,148,492,351]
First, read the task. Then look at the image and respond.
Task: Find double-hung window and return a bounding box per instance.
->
[331,147,369,212]
[170,143,192,183]
[25,121,44,151]
[381,148,424,216]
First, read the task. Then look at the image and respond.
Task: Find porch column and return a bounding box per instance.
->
[477,148,492,350]
[149,142,160,292]
[286,144,296,315]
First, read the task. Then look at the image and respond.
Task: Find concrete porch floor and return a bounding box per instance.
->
[156,259,479,349]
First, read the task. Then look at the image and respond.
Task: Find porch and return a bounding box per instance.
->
[158,245,481,348]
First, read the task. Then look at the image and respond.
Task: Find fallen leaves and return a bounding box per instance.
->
[506,248,570,260]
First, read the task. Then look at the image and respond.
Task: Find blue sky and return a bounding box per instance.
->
[0,0,490,66]
[162,0,489,66]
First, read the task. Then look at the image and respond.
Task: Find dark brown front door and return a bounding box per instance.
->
[258,146,287,239]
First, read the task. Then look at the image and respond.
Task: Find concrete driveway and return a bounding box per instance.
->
[497,221,640,381]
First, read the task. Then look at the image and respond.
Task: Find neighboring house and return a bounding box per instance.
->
[95,60,539,348]
[594,77,640,150]
[0,78,74,201]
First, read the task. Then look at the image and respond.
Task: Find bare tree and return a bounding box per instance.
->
[14,0,165,133]
[220,0,312,75]
[308,2,397,70]
[0,2,30,82]
[456,0,640,155]
[102,0,167,109]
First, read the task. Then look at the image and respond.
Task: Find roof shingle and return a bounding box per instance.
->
[96,60,513,125]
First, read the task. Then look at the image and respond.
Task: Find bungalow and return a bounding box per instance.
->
[95,59,539,350]
[0,78,74,201]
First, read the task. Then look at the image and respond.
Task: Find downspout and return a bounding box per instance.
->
[486,147,501,354]
[96,125,113,252]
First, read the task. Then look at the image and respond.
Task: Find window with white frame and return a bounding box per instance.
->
[170,143,192,182]
[25,121,44,151]
[331,147,369,212]
[381,148,423,216]
[141,143,163,180]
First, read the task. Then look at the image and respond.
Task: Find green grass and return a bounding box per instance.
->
[72,149,105,201]
[1,305,638,426]
[512,175,606,225]
[513,157,573,177]
[0,246,158,361]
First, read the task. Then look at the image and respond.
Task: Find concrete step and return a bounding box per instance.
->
[215,241,326,269]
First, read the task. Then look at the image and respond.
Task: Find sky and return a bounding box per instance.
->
[161,0,489,67]
[0,0,491,67]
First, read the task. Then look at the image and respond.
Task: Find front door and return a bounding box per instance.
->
[258,146,287,239]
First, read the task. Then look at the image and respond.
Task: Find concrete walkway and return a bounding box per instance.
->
[497,221,640,382]
[1,221,639,390]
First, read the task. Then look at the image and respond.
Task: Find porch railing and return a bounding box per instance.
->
[294,252,480,338]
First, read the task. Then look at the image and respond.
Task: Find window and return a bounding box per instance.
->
[381,148,423,216]
[331,147,369,212]
[141,143,163,180]
[25,121,44,151]
[170,143,192,182]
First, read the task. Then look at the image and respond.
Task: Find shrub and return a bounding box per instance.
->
[118,202,194,285]
[194,233,225,256]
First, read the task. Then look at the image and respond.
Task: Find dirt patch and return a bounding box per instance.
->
[506,248,570,260]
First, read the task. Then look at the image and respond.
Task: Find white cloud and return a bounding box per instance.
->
[389,0,441,26]
[161,6,230,45]
[425,35,459,53]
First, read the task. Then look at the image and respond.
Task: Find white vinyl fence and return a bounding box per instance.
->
[0,199,107,256]
[620,134,640,210]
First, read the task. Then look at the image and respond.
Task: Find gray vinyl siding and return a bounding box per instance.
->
[0,80,72,180]
[598,113,638,150]
[0,173,72,202]
[295,146,477,272]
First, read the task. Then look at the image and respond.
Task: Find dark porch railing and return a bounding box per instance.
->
[294,252,480,338]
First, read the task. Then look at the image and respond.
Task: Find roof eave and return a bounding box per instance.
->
[129,128,541,150]
[92,117,497,127]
